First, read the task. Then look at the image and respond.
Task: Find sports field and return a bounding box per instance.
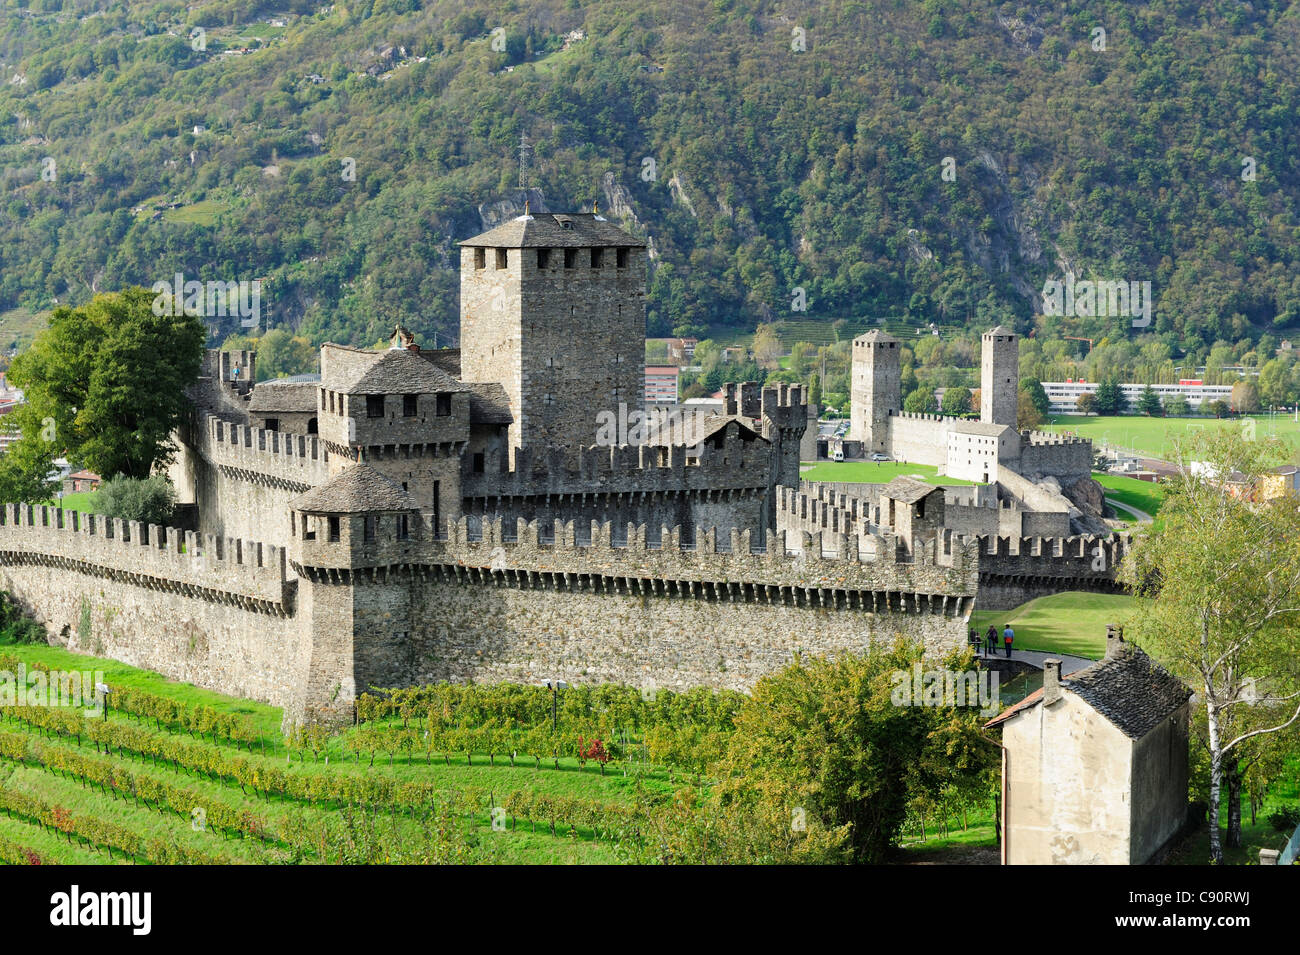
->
[1044,414,1300,460]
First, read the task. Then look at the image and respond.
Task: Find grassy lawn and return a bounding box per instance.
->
[162,200,226,226]
[800,460,979,486]
[970,591,1137,659]
[1094,472,1167,518]
[49,490,101,514]
[1045,414,1300,460]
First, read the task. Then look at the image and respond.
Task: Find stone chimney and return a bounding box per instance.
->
[1106,624,1125,658]
[1043,659,1063,705]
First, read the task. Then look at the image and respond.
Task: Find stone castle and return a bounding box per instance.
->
[0,211,1126,725]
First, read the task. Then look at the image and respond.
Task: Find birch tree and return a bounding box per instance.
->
[1121,428,1300,863]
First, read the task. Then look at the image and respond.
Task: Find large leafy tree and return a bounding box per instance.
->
[715,642,994,863]
[5,287,205,487]
[1121,429,1300,864]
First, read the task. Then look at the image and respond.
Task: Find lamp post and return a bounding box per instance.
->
[545,679,567,733]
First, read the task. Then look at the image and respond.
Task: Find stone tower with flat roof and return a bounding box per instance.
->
[981,325,1018,428]
[850,329,901,453]
[458,211,647,458]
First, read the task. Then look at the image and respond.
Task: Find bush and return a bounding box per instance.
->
[1268,806,1300,833]
[95,475,176,526]
[0,592,45,645]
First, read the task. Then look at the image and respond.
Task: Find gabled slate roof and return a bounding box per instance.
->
[880,475,940,505]
[853,329,899,345]
[463,381,513,424]
[985,643,1190,741]
[249,378,320,413]
[459,212,644,248]
[290,464,417,514]
[1064,644,1191,740]
[321,344,468,395]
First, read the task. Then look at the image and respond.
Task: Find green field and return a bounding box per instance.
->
[1095,472,1167,519]
[162,200,227,226]
[970,592,1137,659]
[50,491,101,514]
[800,460,979,486]
[1045,414,1300,460]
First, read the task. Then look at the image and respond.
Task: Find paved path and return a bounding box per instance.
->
[1106,497,1154,524]
[972,647,1095,675]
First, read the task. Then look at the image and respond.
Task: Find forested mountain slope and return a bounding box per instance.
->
[0,0,1296,355]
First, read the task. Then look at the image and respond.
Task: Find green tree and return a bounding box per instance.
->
[6,288,205,483]
[1120,429,1300,864]
[716,644,994,863]
[95,475,177,526]
[1136,385,1163,417]
[1017,389,1045,430]
[941,386,972,416]
[903,387,937,414]
[1230,379,1260,414]
[1093,379,1128,416]
[1018,378,1050,418]
[1075,392,1097,415]
[1165,394,1191,416]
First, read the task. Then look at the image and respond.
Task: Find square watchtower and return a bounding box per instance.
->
[459,211,647,459]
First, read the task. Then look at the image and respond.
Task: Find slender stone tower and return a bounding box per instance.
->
[850,329,900,453]
[981,325,1019,428]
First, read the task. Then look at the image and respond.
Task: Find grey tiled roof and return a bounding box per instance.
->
[249,379,319,413]
[880,475,939,504]
[289,464,417,513]
[459,212,644,248]
[464,381,513,424]
[952,421,1013,437]
[854,329,899,344]
[1064,644,1191,740]
[422,348,461,378]
[321,344,468,395]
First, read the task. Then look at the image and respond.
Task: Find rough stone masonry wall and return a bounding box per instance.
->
[1018,433,1093,479]
[406,579,964,694]
[0,505,306,716]
[173,414,335,542]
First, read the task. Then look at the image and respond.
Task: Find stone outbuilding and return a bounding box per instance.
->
[985,626,1191,865]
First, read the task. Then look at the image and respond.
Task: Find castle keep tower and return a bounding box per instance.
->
[459,212,647,459]
[850,330,900,452]
[981,325,1018,428]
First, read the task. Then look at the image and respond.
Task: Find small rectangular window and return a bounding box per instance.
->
[616,248,628,268]
[436,393,451,416]
[403,394,418,416]
[564,249,577,269]
[537,249,550,269]
[367,395,385,418]
[396,514,409,540]
[328,516,340,542]
[590,248,603,268]
[263,418,278,432]
[474,248,485,269]
[495,248,508,269]
[473,452,485,473]
[363,516,375,542]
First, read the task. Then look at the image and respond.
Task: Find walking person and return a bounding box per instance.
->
[985,625,997,656]
[1003,624,1014,658]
